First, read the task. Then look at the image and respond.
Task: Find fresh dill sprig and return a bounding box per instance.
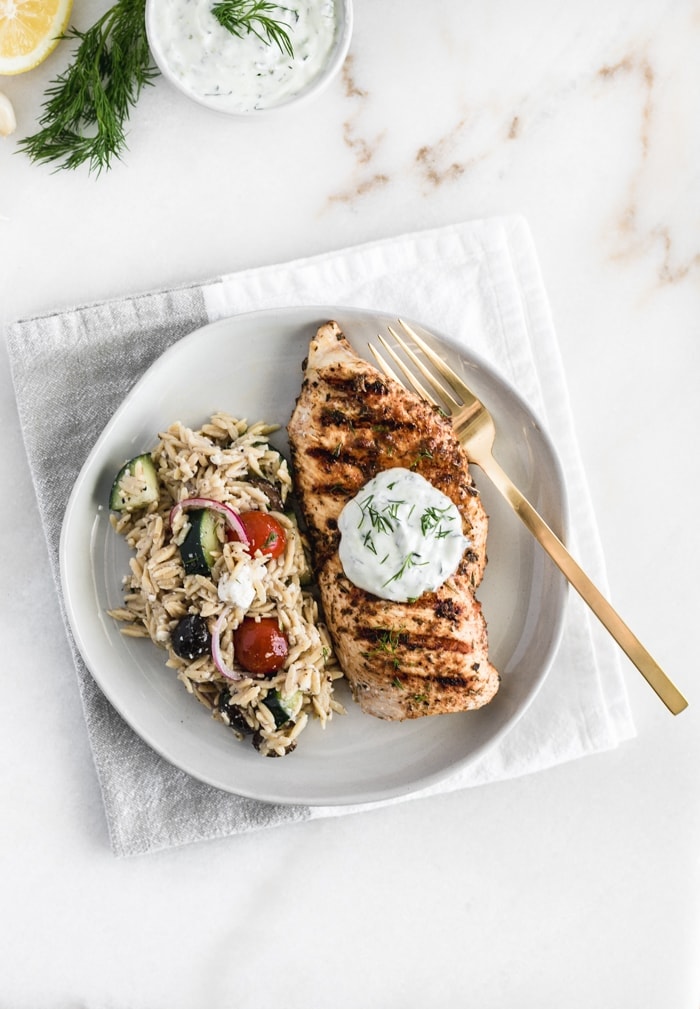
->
[211,1,295,58]
[383,552,429,587]
[364,629,404,670]
[362,530,378,555]
[383,499,404,522]
[377,629,403,652]
[357,494,395,536]
[420,504,453,537]
[17,0,158,174]
[357,494,413,538]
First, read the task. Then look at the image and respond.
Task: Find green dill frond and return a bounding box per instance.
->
[383,552,429,587]
[17,0,158,174]
[420,504,453,537]
[211,0,294,57]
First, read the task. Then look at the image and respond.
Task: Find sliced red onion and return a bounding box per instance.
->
[169,497,249,546]
[211,607,245,681]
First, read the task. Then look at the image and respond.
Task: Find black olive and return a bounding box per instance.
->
[252,731,297,757]
[218,691,254,735]
[245,477,285,513]
[170,614,211,660]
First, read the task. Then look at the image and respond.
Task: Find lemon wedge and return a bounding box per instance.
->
[0,0,73,76]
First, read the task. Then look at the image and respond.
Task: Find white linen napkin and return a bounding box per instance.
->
[7,216,635,856]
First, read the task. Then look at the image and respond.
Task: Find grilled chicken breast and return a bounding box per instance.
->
[287,321,500,719]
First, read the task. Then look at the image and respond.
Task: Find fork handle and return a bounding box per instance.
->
[479,453,688,715]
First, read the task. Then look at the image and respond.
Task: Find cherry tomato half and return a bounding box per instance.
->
[233,618,289,677]
[229,511,287,559]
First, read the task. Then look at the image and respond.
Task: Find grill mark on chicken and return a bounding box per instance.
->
[287,320,500,720]
[358,626,481,656]
[307,444,380,470]
[320,407,416,433]
[322,374,390,396]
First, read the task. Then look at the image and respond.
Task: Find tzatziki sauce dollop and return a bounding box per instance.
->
[148,0,340,114]
[337,468,471,603]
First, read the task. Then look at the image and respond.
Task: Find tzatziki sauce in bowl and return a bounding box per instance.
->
[145,0,353,117]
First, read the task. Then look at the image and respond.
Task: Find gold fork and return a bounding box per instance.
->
[370,319,688,715]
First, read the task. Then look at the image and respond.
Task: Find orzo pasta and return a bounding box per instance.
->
[108,412,343,757]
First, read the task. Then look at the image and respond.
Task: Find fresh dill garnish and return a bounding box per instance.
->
[420,504,453,537]
[18,0,296,174]
[366,629,403,669]
[211,1,294,57]
[17,0,158,174]
[410,448,434,470]
[383,552,428,587]
[383,499,404,522]
[357,493,374,516]
[366,506,394,534]
[374,629,402,652]
[358,494,396,536]
[357,494,412,539]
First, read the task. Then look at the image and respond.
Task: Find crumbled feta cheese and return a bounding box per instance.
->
[218,564,257,610]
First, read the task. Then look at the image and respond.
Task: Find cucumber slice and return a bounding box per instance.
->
[263,689,302,728]
[179,509,220,575]
[109,454,159,512]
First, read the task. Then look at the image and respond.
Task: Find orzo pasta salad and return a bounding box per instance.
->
[107,412,344,757]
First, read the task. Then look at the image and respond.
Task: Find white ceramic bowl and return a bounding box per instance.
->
[145,0,353,118]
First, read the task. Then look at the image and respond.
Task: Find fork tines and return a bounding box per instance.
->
[369,320,462,413]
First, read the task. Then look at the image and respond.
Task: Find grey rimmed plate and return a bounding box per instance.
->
[60,306,568,806]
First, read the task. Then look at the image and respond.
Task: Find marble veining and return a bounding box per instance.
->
[598,50,700,285]
[329,56,389,203]
[325,9,700,295]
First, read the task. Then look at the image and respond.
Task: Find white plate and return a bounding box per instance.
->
[60,307,568,806]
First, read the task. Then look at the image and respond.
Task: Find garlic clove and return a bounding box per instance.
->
[0,92,17,137]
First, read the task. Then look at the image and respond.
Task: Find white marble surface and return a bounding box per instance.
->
[1,1,699,1006]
